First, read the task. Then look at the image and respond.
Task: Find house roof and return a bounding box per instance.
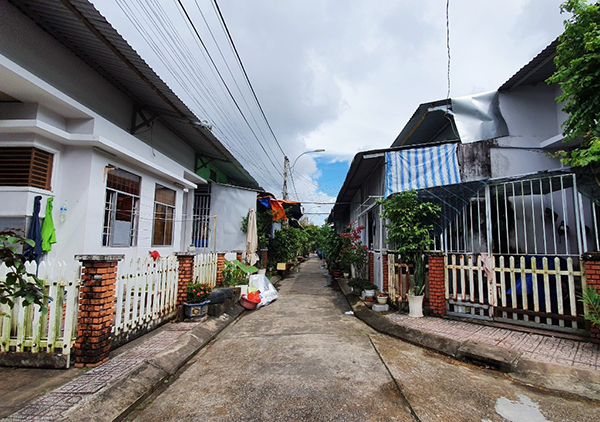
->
[9,0,260,189]
[391,99,456,148]
[499,38,559,92]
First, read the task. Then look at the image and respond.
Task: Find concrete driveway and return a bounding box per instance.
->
[131,258,599,422]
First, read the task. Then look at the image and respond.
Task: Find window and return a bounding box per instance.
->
[103,168,140,247]
[0,147,53,190]
[152,184,176,246]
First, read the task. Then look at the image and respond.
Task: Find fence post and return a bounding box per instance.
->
[260,248,268,270]
[176,253,195,307]
[582,252,600,344]
[427,252,446,316]
[368,251,375,285]
[216,252,226,286]
[382,251,389,292]
[74,254,123,368]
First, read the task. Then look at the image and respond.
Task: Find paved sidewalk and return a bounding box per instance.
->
[386,313,600,370]
[338,278,600,401]
[1,305,244,422]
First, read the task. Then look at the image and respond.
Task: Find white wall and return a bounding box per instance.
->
[210,184,257,252]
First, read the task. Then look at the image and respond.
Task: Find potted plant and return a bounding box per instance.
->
[183,282,213,319]
[222,259,258,295]
[378,190,441,318]
[376,292,389,305]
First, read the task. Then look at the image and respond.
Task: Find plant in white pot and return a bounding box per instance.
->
[378,190,441,318]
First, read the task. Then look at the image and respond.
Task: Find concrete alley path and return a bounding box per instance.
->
[131,258,599,422]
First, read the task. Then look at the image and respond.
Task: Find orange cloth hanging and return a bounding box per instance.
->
[270,198,287,221]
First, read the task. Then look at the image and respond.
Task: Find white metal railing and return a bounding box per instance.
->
[193,252,218,288]
[0,261,80,367]
[114,256,179,338]
[445,253,587,334]
[434,173,599,257]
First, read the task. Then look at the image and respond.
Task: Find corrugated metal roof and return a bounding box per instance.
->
[8,0,259,189]
[499,38,559,92]
[391,99,455,148]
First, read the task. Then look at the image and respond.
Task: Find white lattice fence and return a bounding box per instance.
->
[0,261,80,367]
[194,252,217,287]
[114,256,179,338]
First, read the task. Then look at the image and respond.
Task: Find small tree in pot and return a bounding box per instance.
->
[378,191,441,317]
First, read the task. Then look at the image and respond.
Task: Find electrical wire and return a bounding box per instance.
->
[176,0,284,177]
[211,0,286,156]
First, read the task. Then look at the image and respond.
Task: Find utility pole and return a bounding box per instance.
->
[282,156,289,200]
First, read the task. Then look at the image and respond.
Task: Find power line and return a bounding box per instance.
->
[212,0,286,157]
[176,0,284,177]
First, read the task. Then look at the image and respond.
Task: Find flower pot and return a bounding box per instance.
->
[365,296,374,302]
[183,301,210,320]
[364,289,375,298]
[377,296,388,305]
[236,285,248,296]
[343,272,350,279]
[407,294,424,318]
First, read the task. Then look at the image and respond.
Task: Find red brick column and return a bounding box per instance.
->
[74,254,123,368]
[583,252,600,344]
[427,252,446,316]
[216,252,226,286]
[369,251,375,284]
[382,252,389,292]
[260,249,268,269]
[176,253,195,306]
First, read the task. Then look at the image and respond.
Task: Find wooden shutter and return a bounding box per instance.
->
[0,147,53,190]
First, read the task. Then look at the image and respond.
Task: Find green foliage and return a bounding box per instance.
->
[186,282,212,303]
[378,191,441,254]
[268,226,303,266]
[241,209,272,249]
[348,278,378,292]
[338,222,369,277]
[378,191,440,295]
[581,286,600,326]
[221,259,258,286]
[547,1,600,172]
[0,231,49,315]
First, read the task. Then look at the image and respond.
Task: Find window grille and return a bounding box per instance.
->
[152,184,176,246]
[103,168,140,247]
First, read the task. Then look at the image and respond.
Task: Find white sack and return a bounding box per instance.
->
[249,274,278,308]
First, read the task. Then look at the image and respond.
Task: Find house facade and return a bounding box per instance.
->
[0,0,259,265]
[331,39,600,337]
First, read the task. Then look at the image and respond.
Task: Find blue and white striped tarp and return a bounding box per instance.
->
[385,143,461,197]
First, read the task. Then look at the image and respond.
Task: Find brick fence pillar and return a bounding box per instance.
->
[74,254,123,368]
[260,249,268,269]
[382,251,389,292]
[369,251,375,284]
[583,252,600,344]
[176,253,195,306]
[216,252,226,286]
[427,252,446,316]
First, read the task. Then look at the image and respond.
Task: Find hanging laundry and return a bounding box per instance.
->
[23,195,43,263]
[41,197,57,252]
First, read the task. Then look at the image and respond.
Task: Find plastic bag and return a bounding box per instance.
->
[249,274,278,308]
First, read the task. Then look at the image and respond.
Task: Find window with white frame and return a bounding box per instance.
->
[152,184,176,246]
[103,168,140,247]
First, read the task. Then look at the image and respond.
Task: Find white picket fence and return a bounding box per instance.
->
[445,253,587,333]
[0,261,80,367]
[193,252,218,287]
[113,256,179,339]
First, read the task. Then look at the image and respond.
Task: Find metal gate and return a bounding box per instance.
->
[438,173,596,335]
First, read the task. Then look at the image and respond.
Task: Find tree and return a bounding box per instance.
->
[0,231,48,316]
[547,0,600,176]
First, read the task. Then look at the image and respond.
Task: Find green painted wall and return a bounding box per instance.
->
[196,157,230,184]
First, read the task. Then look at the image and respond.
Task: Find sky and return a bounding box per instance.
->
[91,0,567,225]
